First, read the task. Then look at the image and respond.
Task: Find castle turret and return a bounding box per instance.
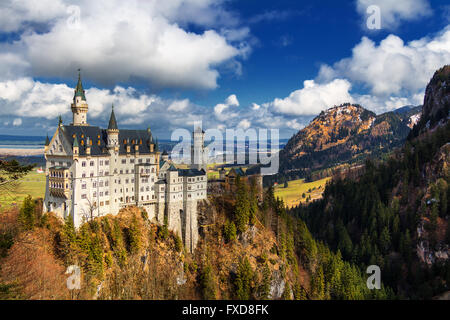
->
[147,127,155,153]
[71,70,89,126]
[72,135,79,159]
[107,105,119,153]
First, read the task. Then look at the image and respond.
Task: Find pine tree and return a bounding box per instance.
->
[234,177,251,233]
[224,220,237,243]
[18,195,35,230]
[200,264,217,300]
[235,257,254,300]
[311,266,325,300]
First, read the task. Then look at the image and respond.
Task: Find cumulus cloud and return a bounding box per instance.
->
[317,27,450,112]
[268,79,354,116]
[0,0,249,90]
[225,94,239,107]
[13,118,22,126]
[237,119,251,129]
[214,94,240,119]
[356,0,432,29]
[168,99,190,112]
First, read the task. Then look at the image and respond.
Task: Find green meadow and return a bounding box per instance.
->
[274,177,331,208]
[0,171,46,209]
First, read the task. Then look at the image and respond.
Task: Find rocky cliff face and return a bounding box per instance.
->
[411,65,450,137]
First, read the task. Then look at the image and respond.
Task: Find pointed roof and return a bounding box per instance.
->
[73,135,79,147]
[108,104,118,130]
[168,164,178,171]
[74,69,86,101]
[45,134,50,146]
[58,115,63,126]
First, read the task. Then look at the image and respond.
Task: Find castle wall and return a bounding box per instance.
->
[183,199,198,254]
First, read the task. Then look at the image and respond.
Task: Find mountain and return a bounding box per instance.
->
[290,65,450,299]
[409,65,450,138]
[279,103,422,177]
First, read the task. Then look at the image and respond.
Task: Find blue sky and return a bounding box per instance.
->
[0,0,449,139]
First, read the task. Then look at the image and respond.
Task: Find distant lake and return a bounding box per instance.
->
[0,144,44,149]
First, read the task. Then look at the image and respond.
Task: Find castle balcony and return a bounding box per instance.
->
[49,166,70,198]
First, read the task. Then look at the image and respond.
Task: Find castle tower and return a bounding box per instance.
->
[71,70,89,126]
[191,126,207,171]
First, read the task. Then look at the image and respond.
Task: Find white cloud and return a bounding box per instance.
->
[237,119,251,129]
[251,103,260,110]
[13,118,22,126]
[317,27,450,112]
[356,0,432,30]
[225,94,239,107]
[286,119,303,131]
[0,0,249,90]
[214,94,240,120]
[168,99,190,112]
[268,79,354,116]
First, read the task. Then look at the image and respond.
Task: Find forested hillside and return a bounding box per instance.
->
[0,176,391,300]
[290,66,450,299]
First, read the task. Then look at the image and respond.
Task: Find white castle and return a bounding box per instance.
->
[43,72,207,253]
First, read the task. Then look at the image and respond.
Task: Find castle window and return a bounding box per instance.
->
[132,139,135,144]
[82,173,86,178]
[130,159,135,163]
[81,140,84,145]
[146,158,150,163]
[100,160,103,166]
[126,169,129,174]
[105,180,109,186]
[81,194,87,199]
[90,172,94,177]
[106,201,109,205]
[90,161,94,166]
[121,159,126,164]
[138,159,142,163]
[93,181,97,187]
[105,160,109,165]
[82,161,86,167]
[123,139,126,144]
[98,135,100,139]
[82,184,86,189]
[93,191,97,197]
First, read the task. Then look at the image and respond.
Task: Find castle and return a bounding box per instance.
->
[43,72,207,253]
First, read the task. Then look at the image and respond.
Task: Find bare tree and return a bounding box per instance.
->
[81,197,98,223]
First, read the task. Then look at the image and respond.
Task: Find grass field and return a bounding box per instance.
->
[274,177,331,208]
[0,171,46,209]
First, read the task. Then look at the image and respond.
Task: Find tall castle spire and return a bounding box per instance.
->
[71,69,89,126]
[74,69,86,102]
[107,104,119,153]
[108,104,118,130]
